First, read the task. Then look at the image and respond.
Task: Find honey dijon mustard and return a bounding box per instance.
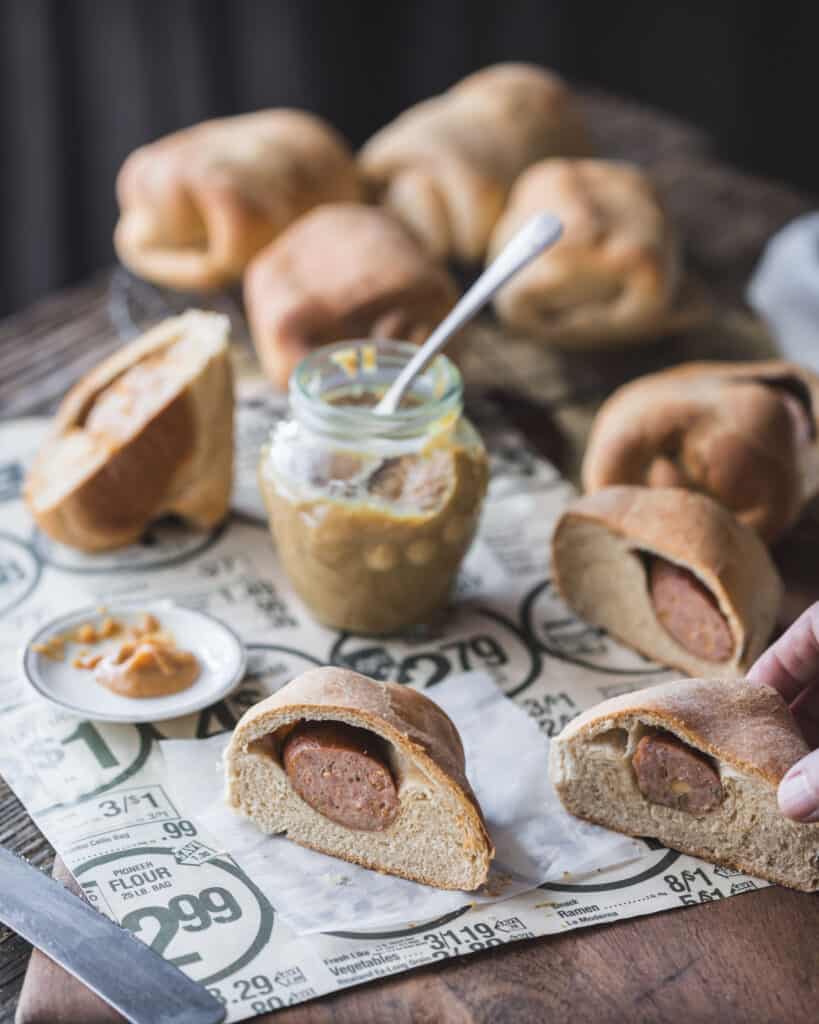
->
[34,610,201,699]
[258,341,487,634]
[95,638,200,698]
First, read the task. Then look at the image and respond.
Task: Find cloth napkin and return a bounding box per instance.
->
[748,212,819,370]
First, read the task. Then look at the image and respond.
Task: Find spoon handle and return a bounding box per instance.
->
[375,211,563,415]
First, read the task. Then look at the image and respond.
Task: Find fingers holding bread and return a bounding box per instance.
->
[224,667,493,891]
[549,677,819,891]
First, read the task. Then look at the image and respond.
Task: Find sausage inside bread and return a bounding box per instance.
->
[552,486,783,678]
[550,677,819,891]
[224,667,493,890]
[25,310,234,552]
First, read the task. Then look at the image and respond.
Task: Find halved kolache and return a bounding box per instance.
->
[224,667,493,890]
[549,677,819,891]
[25,310,234,552]
[552,486,783,678]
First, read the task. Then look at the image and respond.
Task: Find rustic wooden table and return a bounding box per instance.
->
[2,93,819,1023]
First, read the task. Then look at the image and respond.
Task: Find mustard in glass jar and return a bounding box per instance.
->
[259,340,488,634]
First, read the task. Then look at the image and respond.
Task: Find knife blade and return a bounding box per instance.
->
[0,846,225,1024]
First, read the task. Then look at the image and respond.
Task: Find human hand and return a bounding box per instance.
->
[748,602,819,821]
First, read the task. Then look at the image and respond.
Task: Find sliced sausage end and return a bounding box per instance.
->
[648,556,734,663]
[632,731,722,814]
[282,720,399,832]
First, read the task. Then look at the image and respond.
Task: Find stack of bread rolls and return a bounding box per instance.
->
[112,62,690,390]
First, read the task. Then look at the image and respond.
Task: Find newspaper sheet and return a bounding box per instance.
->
[0,395,767,1019]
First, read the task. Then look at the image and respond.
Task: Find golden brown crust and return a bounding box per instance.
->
[24,311,234,551]
[559,677,808,787]
[489,158,680,347]
[244,203,459,390]
[226,667,493,887]
[359,63,589,263]
[115,110,361,291]
[552,486,783,675]
[582,360,819,542]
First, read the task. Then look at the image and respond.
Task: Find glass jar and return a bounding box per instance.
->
[259,340,488,635]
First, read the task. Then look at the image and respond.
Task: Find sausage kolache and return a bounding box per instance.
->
[283,720,400,831]
[648,557,734,663]
[632,731,722,814]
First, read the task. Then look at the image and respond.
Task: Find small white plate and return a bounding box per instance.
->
[21,600,246,723]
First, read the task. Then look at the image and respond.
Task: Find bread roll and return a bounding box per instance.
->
[115,110,360,291]
[244,203,458,389]
[224,667,493,890]
[552,487,783,678]
[582,360,819,543]
[359,63,589,263]
[550,677,819,891]
[25,311,233,551]
[490,159,680,346]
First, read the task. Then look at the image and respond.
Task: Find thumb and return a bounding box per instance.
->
[778,748,819,822]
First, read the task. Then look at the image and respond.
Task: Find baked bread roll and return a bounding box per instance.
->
[489,159,680,346]
[359,63,589,263]
[25,310,233,552]
[225,667,493,890]
[550,677,819,891]
[582,360,819,543]
[244,203,459,389]
[115,110,360,291]
[552,487,783,678]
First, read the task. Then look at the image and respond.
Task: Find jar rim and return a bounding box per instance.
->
[289,339,463,441]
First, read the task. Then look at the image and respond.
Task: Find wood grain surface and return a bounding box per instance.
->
[2,89,819,1024]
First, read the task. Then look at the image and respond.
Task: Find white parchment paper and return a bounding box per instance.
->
[160,671,644,934]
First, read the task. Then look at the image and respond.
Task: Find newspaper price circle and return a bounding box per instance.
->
[330,605,541,697]
[6,704,155,816]
[74,845,274,985]
[540,845,681,893]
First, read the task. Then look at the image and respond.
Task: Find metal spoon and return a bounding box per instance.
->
[374,211,563,415]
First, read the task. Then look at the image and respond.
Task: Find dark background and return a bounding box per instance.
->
[2,0,818,317]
